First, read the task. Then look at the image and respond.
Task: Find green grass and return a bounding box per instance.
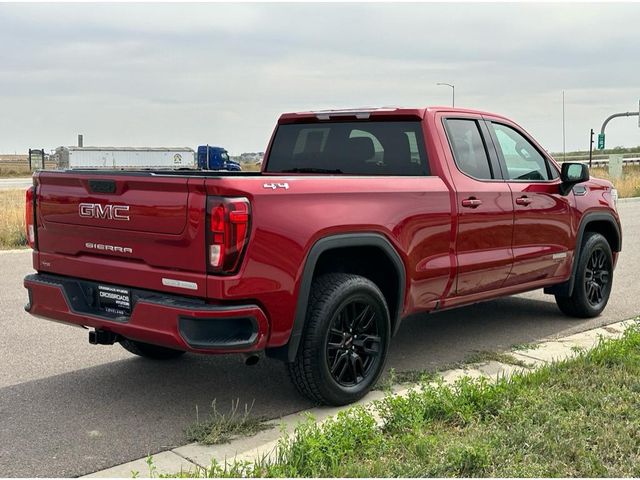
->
[164,320,640,477]
[184,399,271,445]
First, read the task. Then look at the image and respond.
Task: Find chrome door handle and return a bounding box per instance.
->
[516,196,532,206]
[461,198,482,208]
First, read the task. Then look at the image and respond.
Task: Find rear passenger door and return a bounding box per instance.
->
[441,116,514,296]
[484,118,574,286]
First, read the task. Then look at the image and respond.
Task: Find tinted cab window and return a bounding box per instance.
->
[490,123,558,181]
[266,121,429,175]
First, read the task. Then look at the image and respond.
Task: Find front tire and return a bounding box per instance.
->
[555,232,613,318]
[120,338,186,360]
[288,273,391,406]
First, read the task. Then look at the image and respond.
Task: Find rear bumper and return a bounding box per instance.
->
[24,273,269,354]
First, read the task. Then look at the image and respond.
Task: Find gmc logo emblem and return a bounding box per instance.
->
[79,203,130,221]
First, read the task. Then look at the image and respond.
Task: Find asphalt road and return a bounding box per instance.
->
[1,202,638,477]
[0,178,31,191]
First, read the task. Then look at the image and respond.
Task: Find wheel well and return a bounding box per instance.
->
[266,233,406,363]
[313,246,401,329]
[544,215,620,298]
[584,220,620,251]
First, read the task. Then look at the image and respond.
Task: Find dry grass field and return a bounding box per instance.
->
[0,189,27,249]
[0,155,55,177]
[241,162,262,172]
[591,165,640,198]
[0,163,32,178]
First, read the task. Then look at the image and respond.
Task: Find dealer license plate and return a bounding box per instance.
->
[97,285,131,316]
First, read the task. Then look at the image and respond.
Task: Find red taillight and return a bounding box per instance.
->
[207,197,251,274]
[25,186,35,249]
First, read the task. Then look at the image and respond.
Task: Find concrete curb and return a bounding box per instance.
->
[0,248,30,255]
[616,196,640,204]
[83,318,638,478]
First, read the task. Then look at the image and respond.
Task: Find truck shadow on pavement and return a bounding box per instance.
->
[390,294,577,370]
[0,294,594,477]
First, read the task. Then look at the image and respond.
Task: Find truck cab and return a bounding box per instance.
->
[197,145,241,171]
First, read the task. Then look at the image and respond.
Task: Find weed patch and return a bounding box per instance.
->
[375,367,437,391]
[184,399,270,445]
[511,342,540,351]
[465,350,529,367]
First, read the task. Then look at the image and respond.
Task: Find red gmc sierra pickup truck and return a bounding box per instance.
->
[24,107,621,405]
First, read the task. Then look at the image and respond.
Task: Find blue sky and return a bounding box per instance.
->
[1,2,639,155]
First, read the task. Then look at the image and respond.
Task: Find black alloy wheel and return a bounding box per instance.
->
[326,299,382,387]
[288,273,390,406]
[555,232,613,318]
[584,247,610,307]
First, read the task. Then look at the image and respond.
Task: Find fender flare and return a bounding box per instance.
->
[547,211,621,297]
[273,233,406,363]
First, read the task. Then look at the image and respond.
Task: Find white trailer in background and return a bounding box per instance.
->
[54,147,197,170]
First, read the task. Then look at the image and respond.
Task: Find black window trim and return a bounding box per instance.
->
[478,120,506,180]
[485,119,560,184]
[441,116,505,183]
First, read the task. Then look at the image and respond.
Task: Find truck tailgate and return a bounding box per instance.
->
[34,172,207,296]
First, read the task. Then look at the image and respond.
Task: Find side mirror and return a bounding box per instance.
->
[560,162,589,195]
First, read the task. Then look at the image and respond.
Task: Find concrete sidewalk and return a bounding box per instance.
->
[84,317,638,478]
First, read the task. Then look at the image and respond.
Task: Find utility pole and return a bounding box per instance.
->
[589,128,594,168]
[562,91,566,161]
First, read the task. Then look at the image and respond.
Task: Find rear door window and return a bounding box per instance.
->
[443,119,494,180]
[266,121,429,175]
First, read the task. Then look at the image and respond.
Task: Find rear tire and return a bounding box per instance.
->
[120,338,186,360]
[287,273,390,406]
[555,232,613,318]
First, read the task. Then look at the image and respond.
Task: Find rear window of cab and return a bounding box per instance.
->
[265,121,429,176]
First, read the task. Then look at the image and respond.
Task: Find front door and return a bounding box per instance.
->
[485,119,574,286]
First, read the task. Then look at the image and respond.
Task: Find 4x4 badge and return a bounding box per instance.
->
[263,183,289,190]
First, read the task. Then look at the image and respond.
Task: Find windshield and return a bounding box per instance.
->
[265,121,429,175]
